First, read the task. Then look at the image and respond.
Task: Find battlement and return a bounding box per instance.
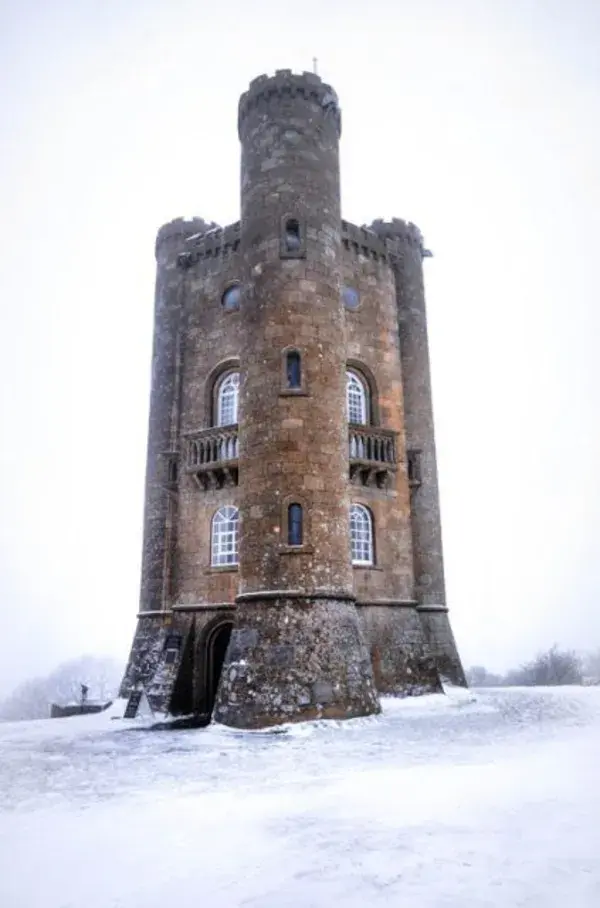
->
[238,70,341,139]
[177,221,241,270]
[155,217,220,260]
[369,219,431,259]
[341,220,389,263]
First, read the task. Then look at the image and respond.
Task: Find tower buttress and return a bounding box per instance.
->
[370,219,466,686]
[120,217,217,699]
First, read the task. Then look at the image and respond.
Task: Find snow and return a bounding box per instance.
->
[1,686,599,907]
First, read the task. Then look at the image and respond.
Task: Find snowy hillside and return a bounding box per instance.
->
[1,686,598,907]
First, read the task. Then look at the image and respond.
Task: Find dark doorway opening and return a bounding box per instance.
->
[205,621,233,719]
[168,628,195,716]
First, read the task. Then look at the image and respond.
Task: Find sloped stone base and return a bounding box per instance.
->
[358,604,442,695]
[119,615,189,713]
[213,597,380,729]
[418,607,467,687]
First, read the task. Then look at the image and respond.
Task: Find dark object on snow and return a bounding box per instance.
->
[50,700,112,719]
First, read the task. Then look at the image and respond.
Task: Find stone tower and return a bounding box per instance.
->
[119,70,465,728]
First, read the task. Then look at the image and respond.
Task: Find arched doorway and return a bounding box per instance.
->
[204,621,233,719]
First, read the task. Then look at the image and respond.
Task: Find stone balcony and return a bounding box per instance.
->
[348,426,397,488]
[185,425,239,490]
[184,423,397,492]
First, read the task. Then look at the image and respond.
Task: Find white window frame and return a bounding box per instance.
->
[350,504,374,565]
[211,506,239,567]
[346,370,368,425]
[216,372,239,427]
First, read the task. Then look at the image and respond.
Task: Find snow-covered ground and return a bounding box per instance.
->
[0,686,599,907]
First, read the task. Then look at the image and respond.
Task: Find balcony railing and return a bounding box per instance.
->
[185,425,239,490]
[348,426,397,488]
[184,423,396,491]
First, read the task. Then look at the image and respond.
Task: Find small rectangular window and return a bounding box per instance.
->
[407,450,422,487]
[286,351,301,389]
[280,216,306,259]
[287,503,303,546]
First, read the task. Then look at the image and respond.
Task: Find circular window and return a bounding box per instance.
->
[342,287,360,310]
[222,284,241,310]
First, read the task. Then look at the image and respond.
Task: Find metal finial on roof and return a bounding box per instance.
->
[312,57,318,75]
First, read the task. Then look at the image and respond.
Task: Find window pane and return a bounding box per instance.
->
[284,219,301,251]
[350,504,373,565]
[217,372,240,426]
[222,285,241,310]
[346,371,367,424]
[342,287,360,310]
[211,506,239,566]
[288,503,303,546]
[286,351,301,389]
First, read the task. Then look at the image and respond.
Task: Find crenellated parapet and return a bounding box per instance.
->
[155,217,220,260]
[238,69,341,140]
[177,221,241,270]
[341,220,389,263]
[369,218,432,260]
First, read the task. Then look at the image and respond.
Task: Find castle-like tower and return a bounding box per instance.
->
[120,70,465,727]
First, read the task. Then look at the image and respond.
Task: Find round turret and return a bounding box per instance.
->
[236,68,350,596]
[155,217,220,262]
[214,70,379,728]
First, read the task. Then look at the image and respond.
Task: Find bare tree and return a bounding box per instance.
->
[504,645,583,686]
[583,648,600,684]
[466,665,503,687]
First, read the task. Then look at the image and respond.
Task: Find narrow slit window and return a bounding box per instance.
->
[287,503,303,546]
[407,450,422,486]
[167,458,178,484]
[286,350,301,389]
[284,218,301,252]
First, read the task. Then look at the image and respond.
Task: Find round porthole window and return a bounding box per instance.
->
[342,286,360,310]
[222,284,241,310]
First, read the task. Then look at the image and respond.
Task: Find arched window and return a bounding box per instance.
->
[216,372,239,426]
[286,350,302,389]
[350,504,374,565]
[211,506,239,566]
[346,370,368,425]
[221,284,241,310]
[287,503,303,546]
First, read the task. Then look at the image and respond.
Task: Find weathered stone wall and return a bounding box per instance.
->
[341,244,415,604]
[358,605,441,694]
[173,246,243,608]
[214,597,379,728]
[236,71,352,597]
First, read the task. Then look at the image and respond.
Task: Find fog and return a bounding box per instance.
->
[1,0,599,697]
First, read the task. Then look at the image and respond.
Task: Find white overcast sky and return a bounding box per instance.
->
[1,0,599,696]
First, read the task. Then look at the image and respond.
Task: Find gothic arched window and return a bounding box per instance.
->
[216,372,239,427]
[350,504,374,565]
[346,370,368,425]
[211,506,239,566]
